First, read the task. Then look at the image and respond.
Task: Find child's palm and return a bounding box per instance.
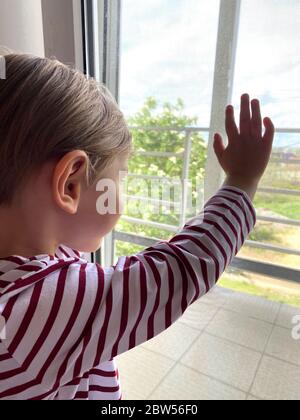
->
[214,94,275,183]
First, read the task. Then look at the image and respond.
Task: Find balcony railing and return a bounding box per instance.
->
[111,126,300,284]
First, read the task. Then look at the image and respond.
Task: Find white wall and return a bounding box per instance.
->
[0,0,45,56]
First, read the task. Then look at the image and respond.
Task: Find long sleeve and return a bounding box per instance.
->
[0,186,256,398]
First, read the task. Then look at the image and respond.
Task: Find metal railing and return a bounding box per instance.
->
[112,232,300,284]
[113,126,300,284]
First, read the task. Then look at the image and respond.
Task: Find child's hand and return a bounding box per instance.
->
[214,94,275,182]
[214,94,275,200]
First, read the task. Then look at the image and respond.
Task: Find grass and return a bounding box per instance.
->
[248,224,283,244]
[254,194,300,220]
[220,276,300,308]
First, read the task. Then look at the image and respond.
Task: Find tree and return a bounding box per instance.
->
[115,97,207,257]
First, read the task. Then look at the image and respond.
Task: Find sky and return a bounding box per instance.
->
[119,0,300,149]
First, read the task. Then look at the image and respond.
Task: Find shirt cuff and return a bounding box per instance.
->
[217,185,257,228]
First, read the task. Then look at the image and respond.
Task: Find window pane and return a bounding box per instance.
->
[116,0,220,258]
[120,0,220,125]
[233,0,300,128]
[231,0,300,275]
[260,133,300,190]
[116,0,299,283]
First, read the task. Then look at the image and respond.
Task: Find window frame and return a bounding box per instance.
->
[82,0,300,283]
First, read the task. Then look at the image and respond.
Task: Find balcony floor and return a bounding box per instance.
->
[116,286,300,400]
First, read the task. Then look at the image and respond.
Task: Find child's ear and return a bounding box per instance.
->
[52,151,89,214]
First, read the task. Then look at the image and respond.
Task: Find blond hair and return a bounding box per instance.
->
[0,53,132,205]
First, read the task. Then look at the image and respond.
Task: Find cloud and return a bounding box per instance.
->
[120,0,220,125]
[232,0,300,129]
[120,0,300,137]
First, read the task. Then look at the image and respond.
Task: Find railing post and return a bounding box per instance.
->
[180,130,193,228]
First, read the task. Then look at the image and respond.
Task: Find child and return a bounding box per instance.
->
[0,53,274,400]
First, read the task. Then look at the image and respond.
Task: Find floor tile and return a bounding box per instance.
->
[142,321,201,360]
[116,346,176,400]
[222,291,280,323]
[115,290,300,401]
[181,333,261,392]
[150,364,246,400]
[247,395,261,401]
[266,326,300,366]
[206,309,273,352]
[276,304,300,329]
[251,356,300,400]
[198,286,230,307]
[178,301,219,331]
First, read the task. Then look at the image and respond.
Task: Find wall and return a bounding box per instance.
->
[0,0,45,56]
[0,0,79,66]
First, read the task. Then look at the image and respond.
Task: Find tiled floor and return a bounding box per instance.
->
[116,286,300,400]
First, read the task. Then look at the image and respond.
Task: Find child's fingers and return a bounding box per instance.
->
[263,117,275,146]
[240,94,251,138]
[226,105,239,141]
[213,133,226,162]
[251,99,262,140]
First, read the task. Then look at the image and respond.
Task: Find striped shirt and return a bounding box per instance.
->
[0,187,256,400]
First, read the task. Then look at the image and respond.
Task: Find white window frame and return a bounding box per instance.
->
[79,0,300,283]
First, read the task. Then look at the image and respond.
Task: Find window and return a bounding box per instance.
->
[232,0,300,276]
[85,0,300,285]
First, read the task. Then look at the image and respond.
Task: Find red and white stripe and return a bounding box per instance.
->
[0,187,256,400]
